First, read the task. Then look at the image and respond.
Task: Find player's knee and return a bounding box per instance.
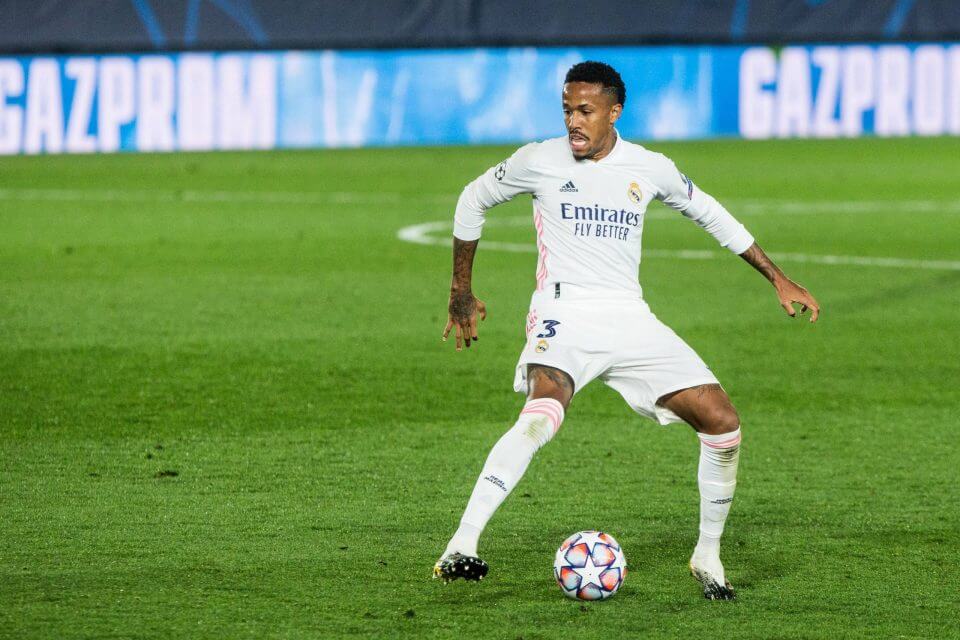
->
[529,388,569,409]
[526,365,574,409]
[701,405,740,435]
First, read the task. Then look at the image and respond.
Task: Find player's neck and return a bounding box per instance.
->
[586,129,618,162]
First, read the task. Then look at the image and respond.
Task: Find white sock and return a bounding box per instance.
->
[694,428,741,567]
[444,398,565,557]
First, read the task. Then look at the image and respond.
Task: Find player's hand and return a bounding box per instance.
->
[443,290,487,351]
[774,277,820,322]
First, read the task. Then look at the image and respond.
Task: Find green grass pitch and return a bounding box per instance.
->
[1,137,958,639]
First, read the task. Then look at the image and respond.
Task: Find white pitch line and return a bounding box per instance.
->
[397,219,960,272]
[1,187,959,216]
[734,199,960,214]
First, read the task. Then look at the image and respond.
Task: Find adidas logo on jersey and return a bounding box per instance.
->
[559,180,578,192]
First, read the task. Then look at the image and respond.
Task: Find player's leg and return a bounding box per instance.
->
[435,364,574,582]
[658,384,741,600]
[657,383,739,435]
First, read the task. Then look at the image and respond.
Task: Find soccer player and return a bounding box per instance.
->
[434,61,820,600]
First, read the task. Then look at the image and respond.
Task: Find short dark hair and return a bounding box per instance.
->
[564,61,626,106]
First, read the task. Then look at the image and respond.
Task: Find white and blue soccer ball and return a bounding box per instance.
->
[553,530,627,600]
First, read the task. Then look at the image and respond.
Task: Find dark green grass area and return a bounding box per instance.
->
[1,137,959,639]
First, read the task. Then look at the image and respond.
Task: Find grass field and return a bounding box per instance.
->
[1,137,959,639]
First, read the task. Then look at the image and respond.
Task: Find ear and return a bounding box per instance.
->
[609,103,623,125]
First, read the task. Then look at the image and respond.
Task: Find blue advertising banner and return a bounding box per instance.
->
[0,44,957,154]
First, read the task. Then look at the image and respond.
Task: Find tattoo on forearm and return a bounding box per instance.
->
[451,237,478,291]
[739,242,783,283]
[450,237,479,320]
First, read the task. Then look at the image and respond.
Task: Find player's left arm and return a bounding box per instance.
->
[738,241,820,322]
[654,156,820,322]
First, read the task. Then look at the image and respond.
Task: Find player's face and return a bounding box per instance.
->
[562,82,622,160]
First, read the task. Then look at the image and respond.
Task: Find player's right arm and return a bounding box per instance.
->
[443,144,540,351]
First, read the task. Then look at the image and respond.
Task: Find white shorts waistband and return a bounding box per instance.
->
[532,282,644,304]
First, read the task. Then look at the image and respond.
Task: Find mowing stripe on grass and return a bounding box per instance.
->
[398,219,960,272]
[0,187,449,206]
[2,188,959,216]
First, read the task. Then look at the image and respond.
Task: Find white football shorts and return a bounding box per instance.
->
[513,285,719,426]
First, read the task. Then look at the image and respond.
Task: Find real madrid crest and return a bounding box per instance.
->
[535,339,549,353]
[628,181,643,205]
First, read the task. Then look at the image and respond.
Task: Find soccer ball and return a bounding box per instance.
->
[553,530,627,600]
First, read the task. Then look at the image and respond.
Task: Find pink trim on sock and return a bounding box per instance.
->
[523,398,564,421]
[698,431,741,449]
[521,398,565,434]
[521,404,562,425]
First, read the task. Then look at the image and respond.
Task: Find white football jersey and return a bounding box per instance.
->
[453,132,755,298]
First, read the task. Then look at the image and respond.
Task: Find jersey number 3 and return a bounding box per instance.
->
[537,320,561,338]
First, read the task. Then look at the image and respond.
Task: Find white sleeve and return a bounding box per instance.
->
[652,155,755,255]
[453,143,540,241]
